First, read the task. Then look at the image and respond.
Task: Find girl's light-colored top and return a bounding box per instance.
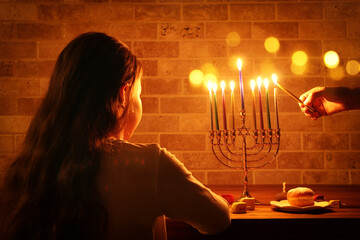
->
[98,140,230,240]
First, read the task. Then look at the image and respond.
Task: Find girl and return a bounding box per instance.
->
[0,32,230,240]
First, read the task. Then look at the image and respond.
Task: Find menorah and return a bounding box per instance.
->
[207,60,283,203]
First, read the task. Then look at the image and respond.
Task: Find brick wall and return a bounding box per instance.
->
[1,0,360,186]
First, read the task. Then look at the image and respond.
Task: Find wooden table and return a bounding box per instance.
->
[166,185,360,240]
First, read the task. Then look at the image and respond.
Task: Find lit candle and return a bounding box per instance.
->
[264,78,271,129]
[207,81,214,131]
[213,83,220,130]
[250,80,257,130]
[230,81,235,130]
[257,77,264,130]
[220,81,227,130]
[237,59,245,109]
[272,74,279,129]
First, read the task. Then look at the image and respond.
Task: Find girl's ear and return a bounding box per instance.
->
[119,83,130,105]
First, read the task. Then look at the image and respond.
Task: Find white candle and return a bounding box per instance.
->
[207,81,214,131]
[230,81,235,130]
[257,76,264,130]
[250,80,257,130]
[220,81,227,130]
[272,74,279,129]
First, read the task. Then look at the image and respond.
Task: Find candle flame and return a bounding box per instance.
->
[207,81,213,92]
[220,81,225,91]
[230,81,235,91]
[237,58,242,71]
[250,80,256,91]
[212,82,217,92]
[256,76,262,88]
[271,73,278,85]
[263,78,269,89]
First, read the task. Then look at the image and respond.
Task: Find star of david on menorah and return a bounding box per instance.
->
[207,59,315,203]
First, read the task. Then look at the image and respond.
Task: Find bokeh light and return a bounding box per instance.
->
[264,37,280,53]
[226,32,241,47]
[204,73,218,86]
[189,69,204,85]
[324,51,339,69]
[346,60,360,75]
[292,51,308,66]
[201,63,218,76]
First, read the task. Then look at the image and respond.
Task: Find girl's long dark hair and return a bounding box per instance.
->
[0,32,142,239]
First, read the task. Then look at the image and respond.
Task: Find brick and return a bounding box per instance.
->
[279,132,301,151]
[278,152,324,169]
[17,97,43,115]
[139,60,157,77]
[191,171,206,184]
[229,40,272,58]
[0,97,16,116]
[111,23,157,40]
[180,41,227,58]
[206,22,251,40]
[350,171,360,184]
[0,154,16,181]
[183,4,228,21]
[325,76,360,89]
[160,23,204,40]
[299,21,346,39]
[180,114,210,132]
[39,4,90,22]
[39,41,67,59]
[0,61,14,77]
[143,78,182,95]
[129,133,159,144]
[16,61,55,78]
[230,4,275,20]
[182,152,226,170]
[326,152,360,169]
[324,40,360,58]
[88,4,133,21]
[0,42,37,59]
[160,134,206,151]
[347,20,360,38]
[254,170,301,184]
[64,23,111,40]
[161,97,206,113]
[15,134,25,153]
[0,3,37,21]
[113,0,156,2]
[136,115,179,132]
[207,170,252,186]
[17,23,63,40]
[303,133,349,150]
[0,22,16,39]
[325,2,360,20]
[303,170,349,184]
[135,4,180,21]
[277,3,322,20]
[0,78,40,96]
[133,41,179,58]
[0,135,14,153]
[141,97,159,114]
[277,40,322,57]
[279,113,322,131]
[253,22,298,39]
[325,112,360,131]
[158,59,199,77]
[0,116,31,133]
[351,133,360,150]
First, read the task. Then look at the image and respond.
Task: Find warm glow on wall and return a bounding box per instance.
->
[324,51,339,69]
[264,37,280,53]
[189,69,204,85]
[328,66,345,80]
[292,51,308,66]
[204,73,217,85]
[291,63,306,75]
[226,31,241,47]
[346,60,360,76]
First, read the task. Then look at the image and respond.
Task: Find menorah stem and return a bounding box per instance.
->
[240,134,252,200]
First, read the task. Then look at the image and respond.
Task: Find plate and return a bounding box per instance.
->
[270,200,330,213]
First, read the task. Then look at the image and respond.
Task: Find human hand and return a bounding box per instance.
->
[299,87,350,120]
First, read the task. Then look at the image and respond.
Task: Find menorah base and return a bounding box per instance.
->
[237,187,262,204]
